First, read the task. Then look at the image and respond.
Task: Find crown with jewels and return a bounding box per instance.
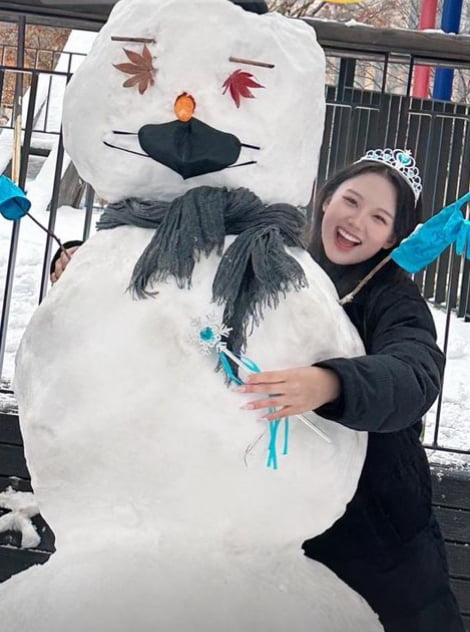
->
[357,148,423,204]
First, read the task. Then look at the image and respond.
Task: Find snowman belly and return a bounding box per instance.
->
[14,227,366,547]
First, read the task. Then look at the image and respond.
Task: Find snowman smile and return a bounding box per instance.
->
[103,119,259,179]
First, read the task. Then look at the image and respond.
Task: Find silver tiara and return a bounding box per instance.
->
[357,148,422,203]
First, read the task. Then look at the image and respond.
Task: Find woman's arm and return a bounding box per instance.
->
[239,281,445,433]
[314,285,444,432]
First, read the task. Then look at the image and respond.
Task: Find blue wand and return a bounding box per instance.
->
[0,174,70,261]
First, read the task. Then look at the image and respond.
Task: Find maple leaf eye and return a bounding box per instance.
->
[222,69,264,108]
[114,44,156,95]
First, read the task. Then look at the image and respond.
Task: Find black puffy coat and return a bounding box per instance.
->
[303,264,464,632]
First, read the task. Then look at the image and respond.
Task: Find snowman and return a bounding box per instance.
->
[0,1,383,630]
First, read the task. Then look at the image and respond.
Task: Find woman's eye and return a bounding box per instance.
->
[374,215,387,224]
[343,196,357,206]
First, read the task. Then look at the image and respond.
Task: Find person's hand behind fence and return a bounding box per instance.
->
[50,244,81,284]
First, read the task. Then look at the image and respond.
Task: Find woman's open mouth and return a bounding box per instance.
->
[335,227,362,251]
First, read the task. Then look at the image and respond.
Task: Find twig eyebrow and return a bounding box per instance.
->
[111,36,156,44]
[229,56,274,69]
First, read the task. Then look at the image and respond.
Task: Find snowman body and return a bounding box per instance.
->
[0,1,383,630]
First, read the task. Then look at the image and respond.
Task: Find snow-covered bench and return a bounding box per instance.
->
[0,412,54,581]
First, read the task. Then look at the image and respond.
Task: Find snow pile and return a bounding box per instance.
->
[0,487,40,548]
[425,307,470,468]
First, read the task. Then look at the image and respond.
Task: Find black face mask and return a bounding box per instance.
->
[138,119,243,179]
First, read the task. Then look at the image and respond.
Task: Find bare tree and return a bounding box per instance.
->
[268,0,470,105]
[268,0,422,28]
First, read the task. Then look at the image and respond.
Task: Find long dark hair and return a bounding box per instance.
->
[307,161,423,298]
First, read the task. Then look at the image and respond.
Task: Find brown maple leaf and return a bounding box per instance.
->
[222,69,264,108]
[114,44,156,95]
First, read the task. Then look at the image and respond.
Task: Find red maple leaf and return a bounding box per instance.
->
[114,44,156,95]
[222,69,264,108]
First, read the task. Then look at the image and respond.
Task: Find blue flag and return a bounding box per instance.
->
[0,175,31,220]
[391,191,470,274]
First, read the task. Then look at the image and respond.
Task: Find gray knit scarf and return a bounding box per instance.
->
[97,186,308,355]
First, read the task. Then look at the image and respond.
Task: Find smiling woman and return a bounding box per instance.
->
[321,172,397,266]
[242,150,465,631]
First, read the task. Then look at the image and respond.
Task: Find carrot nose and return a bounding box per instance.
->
[174,93,196,122]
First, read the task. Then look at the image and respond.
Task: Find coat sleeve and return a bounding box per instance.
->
[314,282,445,433]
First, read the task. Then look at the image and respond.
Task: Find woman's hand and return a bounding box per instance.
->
[236,366,341,421]
[50,245,81,284]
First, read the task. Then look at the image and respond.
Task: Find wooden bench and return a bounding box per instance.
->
[432,465,470,631]
[1,412,469,628]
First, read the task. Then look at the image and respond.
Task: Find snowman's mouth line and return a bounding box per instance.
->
[110,129,260,151]
[102,139,257,170]
[103,139,149,158]
[103,129,260,172]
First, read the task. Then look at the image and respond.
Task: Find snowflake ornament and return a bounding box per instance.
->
[190,315,231,354]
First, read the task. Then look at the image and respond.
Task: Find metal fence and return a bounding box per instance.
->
[317,48,470,457]
[0,19,469,455]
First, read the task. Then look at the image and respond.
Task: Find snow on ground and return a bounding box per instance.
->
[424,307,470,469]
[0,29,96,395]
[0,206,469,466]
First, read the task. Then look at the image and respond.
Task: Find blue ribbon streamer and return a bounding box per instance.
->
[391,191,470,274]
[0,175,31,220]
[218,347,290,470]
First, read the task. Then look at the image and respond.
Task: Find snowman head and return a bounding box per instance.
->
[63,0,325,206]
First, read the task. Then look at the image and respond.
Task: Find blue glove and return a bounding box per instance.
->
[0,175,31,220]
[391,191,470,273]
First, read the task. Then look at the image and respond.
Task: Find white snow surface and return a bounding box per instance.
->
[0,487,40,548]
[424,307,470,468]
[0,205,90,383]
[63,0,326,206]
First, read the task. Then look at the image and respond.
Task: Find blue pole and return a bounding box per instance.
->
[432,0,463,101]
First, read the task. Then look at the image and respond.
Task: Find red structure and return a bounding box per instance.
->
[412,0,439,98]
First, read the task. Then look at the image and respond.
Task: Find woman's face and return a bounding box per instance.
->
[321,172,397,266]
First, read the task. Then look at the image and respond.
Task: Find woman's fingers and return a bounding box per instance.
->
[245,370,287,385]
[234,367,335,420]
[259,406,292,422]
[67,245,81,257]
[236,383,284,395]
[51,246,80,284]
[55,258,64,276]
[242,396,284,411]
